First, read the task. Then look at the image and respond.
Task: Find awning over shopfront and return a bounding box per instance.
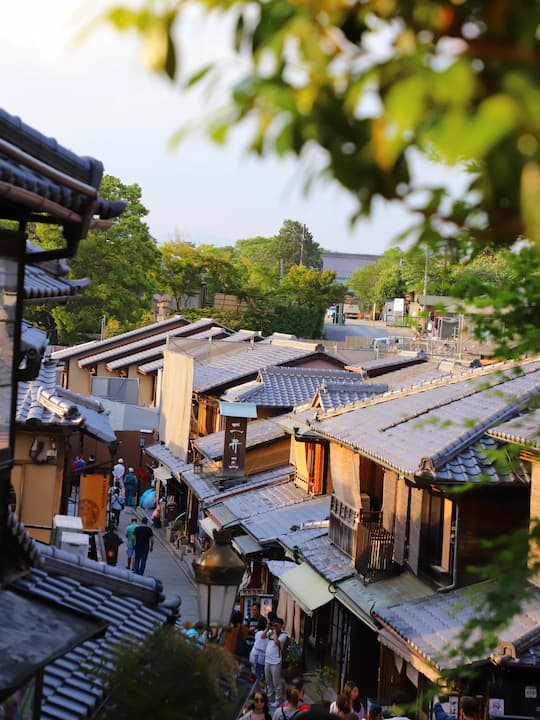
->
[279,562,333,616]
[232,534,263,556]
[200,515,219,538]
[153,465,172,485]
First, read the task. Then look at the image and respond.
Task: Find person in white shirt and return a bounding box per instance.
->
[252,625,269,687]
[263,618,288,707]
[112,458,126,497]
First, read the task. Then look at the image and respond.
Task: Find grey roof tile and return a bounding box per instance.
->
[79,318,225,368]
[0,108,125,241]
[311,359,540,480]
[10,541,173,720]
[24,264,89,302]
[222,365,386,409]
[51,315,188,361]
[193,343,345,394]
[242,495,331,544]
[207,480,308,527]
[280,531,355,583]
[374,580,540,668]
[183,463,295,505]
[16,356,116,443]
[487,408,540,449]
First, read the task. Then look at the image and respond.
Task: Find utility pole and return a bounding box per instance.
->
[300,224,305,265]
[423,247,429,297]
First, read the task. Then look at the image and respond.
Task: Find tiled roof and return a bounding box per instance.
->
[335,572,434,629]
[0,108,125,251]
[207,480,308,528]
[106,325,230,372]
[192,416,287,460]
[346,353,428,377]
[433,435,513,484]
[487,409,540,449]
[280,531,355,584]
[316,380,389,412]
[24,263,89,301]
[222,366,386,409]
[182,464,294,505]
[79,318,224,369]
[16,355,116,443]
[373,580,540,669]
[51,315,188,361]
[145,443,190,476]
[193,344,346,394]
[242,495,331,544]
[311,359,540,480]
[11,543,175,720]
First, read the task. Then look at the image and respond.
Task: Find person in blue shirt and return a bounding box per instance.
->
[433,697,477,720]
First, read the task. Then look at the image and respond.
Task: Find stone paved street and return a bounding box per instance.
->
[116,506,200,624]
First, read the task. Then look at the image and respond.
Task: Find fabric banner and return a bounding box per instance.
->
[79,473,109,531]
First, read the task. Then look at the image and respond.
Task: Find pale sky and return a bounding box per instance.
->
[0,2,465,254]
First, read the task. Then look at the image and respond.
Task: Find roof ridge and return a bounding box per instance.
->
[313,358,539,422]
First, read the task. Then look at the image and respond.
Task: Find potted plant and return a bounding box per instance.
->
[282,638,304,680]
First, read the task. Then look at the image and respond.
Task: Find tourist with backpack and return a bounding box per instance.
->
[271,687,304,720]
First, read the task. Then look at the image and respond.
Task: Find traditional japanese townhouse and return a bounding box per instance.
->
[146,414,295,540]
[158,335,349,466]
[372,581,540,719]
[301,358,539,707]
[488,408,540,586]
[222,365,386,420]
[52,315,232,408]
[4,526,179,719]
[0,105,126,717]
[14,353,117,542]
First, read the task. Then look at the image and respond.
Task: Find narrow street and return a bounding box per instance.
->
[116,507,200,624]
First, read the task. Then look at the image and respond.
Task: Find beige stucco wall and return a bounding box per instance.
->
[12,431,65,543]
[65,359,92,396]
[160,349,194,462]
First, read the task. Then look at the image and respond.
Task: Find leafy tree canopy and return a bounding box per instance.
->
[30,176,160,344]
[235,220,322,276]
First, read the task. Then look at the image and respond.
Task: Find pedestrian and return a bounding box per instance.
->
[103,525,123,566]
[251,623,269,688]
[112,457,126,497]
[263,617,288,708]
[433,696,477,720]
[110,485,125,527]
[125,516,138,570]
[124,467,137,506]
[271,686,303,720]
[330,682,365,720]
[133,516,154,575]
[281,678,309,713]
[239,691,272,720]
[182,620,206,647]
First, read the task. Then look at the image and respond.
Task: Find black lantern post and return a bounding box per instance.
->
[192,530,246,629]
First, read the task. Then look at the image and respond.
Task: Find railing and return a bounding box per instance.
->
[329,497,398,581]
[355,519,395,581]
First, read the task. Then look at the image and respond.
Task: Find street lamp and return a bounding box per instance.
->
[192,529,246,629]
